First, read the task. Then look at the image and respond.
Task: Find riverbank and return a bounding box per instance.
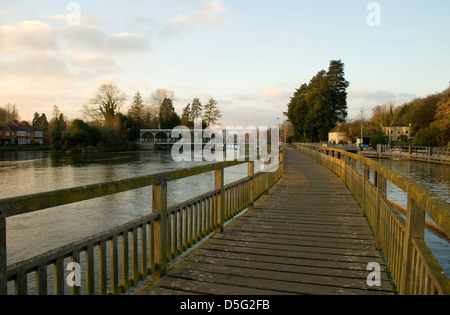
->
[360,149,450,165]
[0,145,53,151]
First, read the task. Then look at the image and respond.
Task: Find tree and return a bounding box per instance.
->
[0,103,20,122]
[191,98,203,120]
[159,98,181,129]
[286,62,344,142]
[83,83,127,127]
[151,89,174,108]
[127,91,145,126]
[327,60,350,122]
[32,113,49,144]
[181,103,193,128]
[203,98,222,127]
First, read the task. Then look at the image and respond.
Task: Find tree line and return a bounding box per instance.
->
[285,59,449,147]
[1,84,222,152]
[330,87,449,147]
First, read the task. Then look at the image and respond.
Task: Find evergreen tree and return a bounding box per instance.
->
[159,98,181,129]
[181,103,193,128]
[191,98,203,120]
[128,91,145,126]
[203,98,222,127]
[327,59,350,122]
[286,60,349,142]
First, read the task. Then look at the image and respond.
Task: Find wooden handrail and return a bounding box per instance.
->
[297,143,450,295]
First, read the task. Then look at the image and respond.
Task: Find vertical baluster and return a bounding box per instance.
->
[121,231,129,291]
[110,236,119,294]
[132,227,139,286]
[54,257,65,295]
[0,218,7,295]
[167,213,174,260]
[149,221,155,275]
[85,246,95,295]
[36,264,47,295]
[15,272,27,295]
[140,224,148,280]
[70,251,81,295]
[198,200,203,238]
[99,240,108,295]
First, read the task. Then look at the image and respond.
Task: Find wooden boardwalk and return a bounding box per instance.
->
[133,148,396,295]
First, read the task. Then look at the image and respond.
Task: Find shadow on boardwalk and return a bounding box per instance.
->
[133,148,396,295]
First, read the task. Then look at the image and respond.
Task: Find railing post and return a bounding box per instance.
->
[152,182,168,279]
[400,195,425,295]
[376,172,387,249]
[362,164,370,214]
[215,168,225,233]
[248,161,254,211]
[0,218,6,295]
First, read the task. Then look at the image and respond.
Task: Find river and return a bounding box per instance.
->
[1,150,448,280]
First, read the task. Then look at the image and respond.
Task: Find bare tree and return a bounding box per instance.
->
[150,89,175,108]
[0,103,20,122]
[83,83,127,127]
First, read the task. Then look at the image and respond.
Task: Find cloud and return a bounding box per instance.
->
[260,88,289,99]
[61,26,151,54]
[348,89,416,102]
[50,14,103,27]
[67,52,120,73]
[0,20,58,53]
[172,0,228,28]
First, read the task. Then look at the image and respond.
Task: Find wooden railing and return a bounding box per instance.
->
[0,155,283,295]
[297,143,450,295]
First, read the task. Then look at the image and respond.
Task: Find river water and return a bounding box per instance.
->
[1,150,448,279]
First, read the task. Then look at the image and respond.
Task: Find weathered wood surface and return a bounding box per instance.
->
[133,148,396,295]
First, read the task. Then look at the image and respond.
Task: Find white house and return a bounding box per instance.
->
[328,124,351,144]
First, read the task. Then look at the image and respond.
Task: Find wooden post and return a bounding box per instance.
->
[362,164,370,214]
[0,218,6,295]
[215,168,225,233]
[400,194,425,295]
[152,182,168,279]
[376,172,387,249]
[248,161,254,211]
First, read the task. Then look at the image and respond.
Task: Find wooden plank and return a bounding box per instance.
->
[172,259,395,292]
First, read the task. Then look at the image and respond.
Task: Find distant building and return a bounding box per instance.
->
[383,123,412,142]
[328,124,351,144]
[0,121,44,145]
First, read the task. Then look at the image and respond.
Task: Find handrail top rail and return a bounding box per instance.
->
[300,143,450,239]
[0,159,251,220]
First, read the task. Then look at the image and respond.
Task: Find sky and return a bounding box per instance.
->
[0,0,449,127]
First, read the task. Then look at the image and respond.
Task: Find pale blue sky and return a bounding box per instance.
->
[1,0,449,126]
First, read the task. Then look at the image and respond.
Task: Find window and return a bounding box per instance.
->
[17,131,27,136]
[5,131,10,136]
